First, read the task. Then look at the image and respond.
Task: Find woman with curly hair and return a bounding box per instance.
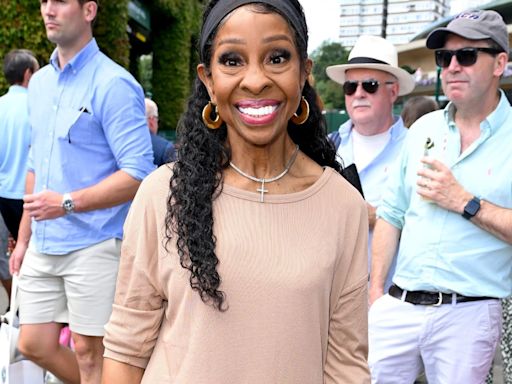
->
[101,0,370,383]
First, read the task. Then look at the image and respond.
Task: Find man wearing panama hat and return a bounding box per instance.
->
[326,35,415,292]
[369,9,512,383]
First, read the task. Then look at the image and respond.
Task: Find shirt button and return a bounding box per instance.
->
[53,105,57,111]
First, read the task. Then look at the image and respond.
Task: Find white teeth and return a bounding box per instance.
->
[238,105,277,117]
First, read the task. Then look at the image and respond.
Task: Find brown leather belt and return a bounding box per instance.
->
[389,284,496,306]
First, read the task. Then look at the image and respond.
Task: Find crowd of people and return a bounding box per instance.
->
[0,1,510,384]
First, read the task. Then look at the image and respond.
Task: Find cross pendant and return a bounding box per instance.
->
[256,180,268,203]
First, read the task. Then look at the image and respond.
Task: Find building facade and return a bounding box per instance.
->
[339,0,452,48]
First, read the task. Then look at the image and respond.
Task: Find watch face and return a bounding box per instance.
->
[463,197,481,219]
[63,199,74,212]
[466,199,479,215]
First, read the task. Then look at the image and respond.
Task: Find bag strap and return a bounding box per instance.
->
[7,274,19,326]
[6,274,20,360]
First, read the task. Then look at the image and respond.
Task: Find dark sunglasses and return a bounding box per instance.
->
[435,47,502,68]
[342,80,395,96]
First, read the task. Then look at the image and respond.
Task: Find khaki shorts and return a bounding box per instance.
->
[18,238,121,336]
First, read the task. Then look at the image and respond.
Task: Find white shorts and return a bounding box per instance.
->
[18,238,121,336]
[369,293,501,384]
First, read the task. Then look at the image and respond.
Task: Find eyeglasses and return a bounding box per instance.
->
[342,80,395,96]
[435,47,502,68]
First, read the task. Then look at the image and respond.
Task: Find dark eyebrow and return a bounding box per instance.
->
[262,34,293,44]
[217,38,245,47]
[217,34,292,47]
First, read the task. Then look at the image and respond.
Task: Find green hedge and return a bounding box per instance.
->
[95,0,131,69]
[0,1,53,92]
[149,0,203,131]
[0,1,130,92]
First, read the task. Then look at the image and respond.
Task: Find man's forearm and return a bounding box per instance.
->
[71,170,142,213]
[471,199,512,244]
[369,218,401,304]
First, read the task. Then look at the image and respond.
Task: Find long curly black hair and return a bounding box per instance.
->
[165,0,343,311]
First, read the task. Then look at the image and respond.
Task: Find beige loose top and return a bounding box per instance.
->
[104,165,370,383]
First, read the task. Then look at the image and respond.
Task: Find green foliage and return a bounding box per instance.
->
[94,0,131,68]
[0,1,53,92]
[148,0,203,131]
[0,0,131,93]
[310,41,349,110]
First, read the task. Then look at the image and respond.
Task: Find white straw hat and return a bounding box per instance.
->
[326,35,415,96]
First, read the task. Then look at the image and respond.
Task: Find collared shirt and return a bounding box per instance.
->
[378,90,512,298]
[0,85,31,199]
[28,38,155,255]
[333,116,407,291]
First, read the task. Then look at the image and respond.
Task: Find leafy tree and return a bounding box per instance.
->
[310,41,349,110]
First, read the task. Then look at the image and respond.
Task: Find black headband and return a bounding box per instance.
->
[199,0,307,61]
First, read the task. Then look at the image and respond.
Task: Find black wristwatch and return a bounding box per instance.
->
[462,196,481,220]
[62,193,75,214]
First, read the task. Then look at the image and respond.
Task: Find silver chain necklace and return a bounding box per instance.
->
[229,145,300,203]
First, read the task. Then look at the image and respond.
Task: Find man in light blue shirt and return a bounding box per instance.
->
[0,49,39,301]
[0,49,39,239]
[9,1,154,383]
[369,10,512,384]
[326,35,415,291]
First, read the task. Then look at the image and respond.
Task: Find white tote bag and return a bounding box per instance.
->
[0,275,45,384]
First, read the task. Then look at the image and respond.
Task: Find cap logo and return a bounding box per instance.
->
[455,12,480,20]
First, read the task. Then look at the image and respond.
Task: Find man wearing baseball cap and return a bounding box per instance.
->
[369,10,511,383]
[326,35,415,292]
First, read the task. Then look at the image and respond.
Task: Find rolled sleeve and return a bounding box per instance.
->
[98,77,155,181]
[376,136,411,230]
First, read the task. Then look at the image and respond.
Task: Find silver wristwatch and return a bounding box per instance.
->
[61,193,75,214]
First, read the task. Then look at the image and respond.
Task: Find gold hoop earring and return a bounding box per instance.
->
[290,97,310,125]
[202,101,223,129]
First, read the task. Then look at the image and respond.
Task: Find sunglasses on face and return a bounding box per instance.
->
[342,80,395,96]
[434,47,502,68]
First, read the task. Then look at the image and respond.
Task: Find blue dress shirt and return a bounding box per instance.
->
[378,91,512,298]
[27,39,155,255]
[0,85,31,199]
[331,116,407,291]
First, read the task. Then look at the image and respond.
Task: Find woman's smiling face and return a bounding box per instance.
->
[198,4,311,147]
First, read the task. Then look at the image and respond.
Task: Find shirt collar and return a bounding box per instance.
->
[7,84,27,94]
[443,90,509,135]
[49,38,99,73]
